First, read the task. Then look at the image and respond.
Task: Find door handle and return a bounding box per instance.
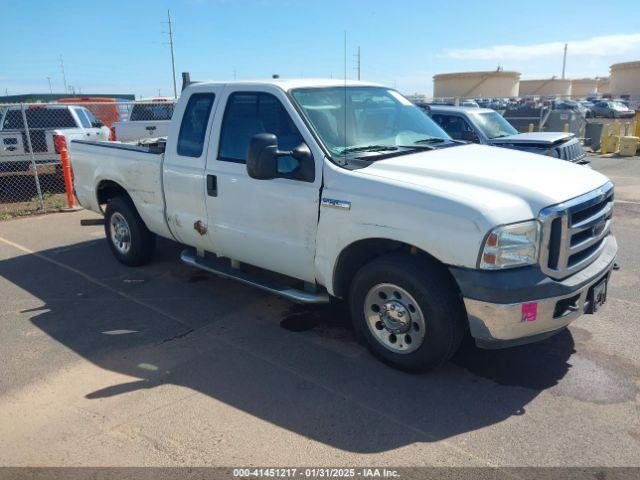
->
[146,126,157,131]
[207,175,217,197]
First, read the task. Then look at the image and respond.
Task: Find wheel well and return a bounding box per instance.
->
[332,239,448,298]
[96,180,131,210]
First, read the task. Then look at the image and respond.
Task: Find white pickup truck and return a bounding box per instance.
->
[110,99,175,143]
[70,79,617,372]
[0,104,110,172]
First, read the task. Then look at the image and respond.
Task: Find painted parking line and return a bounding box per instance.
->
[0,233,522,475]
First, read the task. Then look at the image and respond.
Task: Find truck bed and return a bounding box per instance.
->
[69,139,169,238]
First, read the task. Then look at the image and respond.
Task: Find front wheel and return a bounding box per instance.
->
[104,196,155,266]
[349,253,466,372]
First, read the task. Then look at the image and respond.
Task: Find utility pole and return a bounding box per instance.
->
[353,46,361,80]
[46,77,52,94]
[561,43,567,79]
[59,55,68,93]
[165,10,178,99]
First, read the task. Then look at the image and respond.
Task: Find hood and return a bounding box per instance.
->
[490,132,574,146]
[359,144,609,218]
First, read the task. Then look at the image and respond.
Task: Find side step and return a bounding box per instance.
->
[180,249,330,304]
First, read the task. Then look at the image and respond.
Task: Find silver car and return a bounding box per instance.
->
[591,100,635,118]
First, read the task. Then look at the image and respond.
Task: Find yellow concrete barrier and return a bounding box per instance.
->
[619,136,639,157]
[601,124,611,154]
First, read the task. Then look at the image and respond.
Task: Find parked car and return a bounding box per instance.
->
[70,79,616,372]
[111,98,176,142]
[0,104,110,171]
[57,97,122,127]
[554,100,590,118]
[591,101,635,118]
[427,105,588,164]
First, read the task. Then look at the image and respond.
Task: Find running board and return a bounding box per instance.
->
[180,249,330,304]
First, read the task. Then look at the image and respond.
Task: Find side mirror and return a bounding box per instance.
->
[247,133,280,180]
[92,121,104,128]
[247,133,315,182]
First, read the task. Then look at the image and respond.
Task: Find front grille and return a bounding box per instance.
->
[539,182,614,279]
[555,139,586,162]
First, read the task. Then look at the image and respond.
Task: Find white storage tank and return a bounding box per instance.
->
[597,77,610,95]
[570,78,598,98]
[433,70,520,98]
[610,61,640,97]
[519,78,572,97]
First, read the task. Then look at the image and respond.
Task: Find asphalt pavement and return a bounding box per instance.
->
[0,154,638,468]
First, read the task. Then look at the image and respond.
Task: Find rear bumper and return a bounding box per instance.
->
[450,234,617,348]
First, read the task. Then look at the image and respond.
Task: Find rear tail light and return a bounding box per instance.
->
[109,126,117,141]
[53,134,67,154]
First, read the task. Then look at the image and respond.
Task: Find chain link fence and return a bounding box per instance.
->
[0,99,175,220]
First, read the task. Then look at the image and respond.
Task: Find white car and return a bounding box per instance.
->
[110,98,175,143]
[0,104,109,171]
[70,79,616,372]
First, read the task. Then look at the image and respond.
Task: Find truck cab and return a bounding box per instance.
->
[70,80,617,372]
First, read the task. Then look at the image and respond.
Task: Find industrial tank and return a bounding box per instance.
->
[433,70,520,98]
[519,78,572,97]
[570,79,598,98]
[597,77,610,95]
[610,61,640,97]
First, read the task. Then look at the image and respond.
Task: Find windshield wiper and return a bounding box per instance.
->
[413,137,447,144]
[337,145,398,155]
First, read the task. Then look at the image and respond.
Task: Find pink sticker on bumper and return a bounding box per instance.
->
[521,302,538,322]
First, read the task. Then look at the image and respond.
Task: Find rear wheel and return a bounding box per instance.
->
[104,196,155,266]
[349,252,466,372]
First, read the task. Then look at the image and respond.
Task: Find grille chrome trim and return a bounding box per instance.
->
[539,182,614,279]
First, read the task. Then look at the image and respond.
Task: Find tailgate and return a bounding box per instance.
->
[115,121,169,142]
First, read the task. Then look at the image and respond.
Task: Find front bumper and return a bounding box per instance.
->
[450,234,617,348]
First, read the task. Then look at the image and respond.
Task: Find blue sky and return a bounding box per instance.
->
[1,0,639,98]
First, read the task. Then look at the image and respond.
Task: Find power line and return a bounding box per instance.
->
[46,76,52,94]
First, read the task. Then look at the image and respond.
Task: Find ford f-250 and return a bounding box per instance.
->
[70,79,617,372]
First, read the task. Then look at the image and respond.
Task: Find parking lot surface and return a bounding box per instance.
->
[0,155,639,467]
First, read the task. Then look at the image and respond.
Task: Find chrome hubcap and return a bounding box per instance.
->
[109,212,131,255]
[364,283,426,354]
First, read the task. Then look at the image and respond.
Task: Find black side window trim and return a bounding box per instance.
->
[176,92,215,158]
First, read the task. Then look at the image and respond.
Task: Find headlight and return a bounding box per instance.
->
[548,148,560,158]
[479,220,541,270]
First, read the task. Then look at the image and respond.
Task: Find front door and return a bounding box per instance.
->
[203,87,322,283]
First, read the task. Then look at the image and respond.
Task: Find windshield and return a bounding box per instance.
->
[290,87,451,157]
[472,111,518,139]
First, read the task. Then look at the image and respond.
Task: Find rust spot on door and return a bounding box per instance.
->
[193,220,208,235]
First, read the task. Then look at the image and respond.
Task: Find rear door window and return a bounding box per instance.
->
[176,93,215,158]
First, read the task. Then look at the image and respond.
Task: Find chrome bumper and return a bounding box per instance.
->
[464,235,617,348]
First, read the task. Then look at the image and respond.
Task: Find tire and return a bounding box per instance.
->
[104,196,155,266]
[349,252,466,373]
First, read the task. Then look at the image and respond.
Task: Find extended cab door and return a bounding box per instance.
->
[203,86,323,283]
[163,86,221,249]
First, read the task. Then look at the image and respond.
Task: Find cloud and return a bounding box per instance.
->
[441,33,640,60]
